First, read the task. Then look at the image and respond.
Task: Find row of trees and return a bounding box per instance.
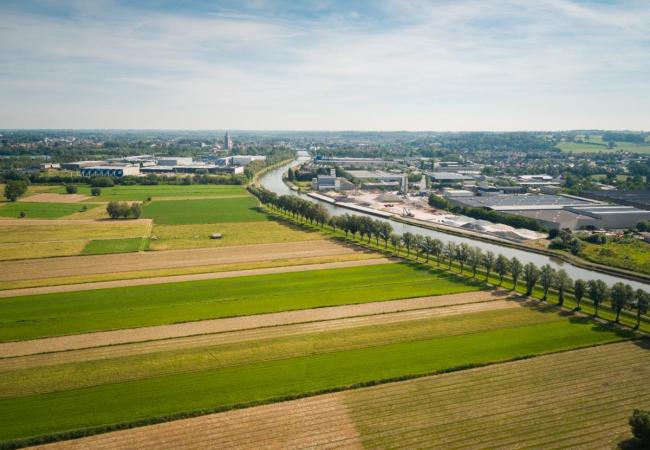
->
[250,185,650,329]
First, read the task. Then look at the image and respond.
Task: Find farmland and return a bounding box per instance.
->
[0,220,150,260]
[49,184,248,201]
[0,262,482,341]
[48,341,645,450]
[82,238,147,255]
[557,135,650,153]
[0,304,630,444]
[0,201,89,219]
[148,221,322,250]
[143,197,268,224]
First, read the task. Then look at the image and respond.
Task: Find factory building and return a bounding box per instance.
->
[80,165,141,177]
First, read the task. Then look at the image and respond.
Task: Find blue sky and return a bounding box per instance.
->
[1,0,649,130]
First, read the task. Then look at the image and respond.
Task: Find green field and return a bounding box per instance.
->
[81,238,146,255]
[557,135,650,154]
[579,239,650,275]
[49,184,248,201]
[0,202,89,219]
[0,308,628,444]
[143,197,268,225]
[0,263,481,342]
[149,221,322,250]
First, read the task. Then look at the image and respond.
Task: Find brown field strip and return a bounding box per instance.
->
[0,240,353,282]
[0,290,508,359]
[20,194,91,203]
[0,256,392,298]
[31,341,650,450]
[0,292,514,369]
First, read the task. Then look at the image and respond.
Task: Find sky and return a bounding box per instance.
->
[1,0,649,131]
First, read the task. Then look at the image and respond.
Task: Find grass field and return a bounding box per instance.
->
[557,135,650,153]
[143,197,267,225]
[0,307,629,444]
[0,221,150,260]
[49,184,248,201]
[82,238,147,255]
[149,221,322,250]
[0,263,481,342]
[0,202,89,219]
[579,239,650,275]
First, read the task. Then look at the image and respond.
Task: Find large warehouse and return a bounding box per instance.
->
[449,193,649,230]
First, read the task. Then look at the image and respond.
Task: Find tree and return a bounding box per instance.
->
[401,232,415,256]
[494,255,510,286]
[413,235,425,260]
[634,289,649,329]
[106,201,121,219]
[4,180,28,202]
[573,279,587,311]
[539,264,556,301]
[523,262,540,296]
[390,233,401,253]
[610,282,633,323]
[90,187,101,196]
[65,184,78,194]
[444,241,457,269]
[90,176,114,187]
[629,409,650,445]
[468,247,483,278]
[130,203,142,219]
[312,204,329,228]
[431,239,443,266]
[378,222,393,248]
[554,269,572,306]
[422,237,435,262]
[587,279,609,318]
[483,251,495,281]
[510,257,522,290]
[455,243,470,274]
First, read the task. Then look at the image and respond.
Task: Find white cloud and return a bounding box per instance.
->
[0,0,648,129]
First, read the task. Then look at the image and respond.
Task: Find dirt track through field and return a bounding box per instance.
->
[0,256,391,298]
[0,292,515,368]
[0,240,358,282]
[0,290,509,359]
[32,341,649,450]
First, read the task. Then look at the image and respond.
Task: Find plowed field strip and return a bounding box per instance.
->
[0,290,506,359]
[31,341,649,450]
[0,240,351,282]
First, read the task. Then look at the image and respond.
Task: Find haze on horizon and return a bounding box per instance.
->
[1,0,649,131]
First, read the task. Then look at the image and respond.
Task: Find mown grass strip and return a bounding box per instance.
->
[0,320,631,445]
[0,262,480,342]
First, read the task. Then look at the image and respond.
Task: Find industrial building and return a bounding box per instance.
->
[80,164,141,177]
[448,194,598,211]
[581,190,650,210]
[157,157,194,166]
[566,205,650,230]
[427,172,474,185]
[231,155,266,166]
[311,169,354,191]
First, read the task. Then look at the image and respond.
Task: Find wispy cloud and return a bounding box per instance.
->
[0,0,649,130]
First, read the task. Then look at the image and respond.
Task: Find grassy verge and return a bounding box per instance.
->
[0,202,92,219]
[0,262,481,342]
[143,197,269,225]
[81,238,147,255]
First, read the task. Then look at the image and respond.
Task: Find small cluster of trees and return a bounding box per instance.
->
[250,185,650,329]
[106,201,142,219]
[4,179,29,201]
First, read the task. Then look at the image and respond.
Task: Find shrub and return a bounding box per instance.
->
[130,203,142,218]
[19,211,26,218]
[91,187,101,196]
[65,184,78,194]
[630,409,650,444]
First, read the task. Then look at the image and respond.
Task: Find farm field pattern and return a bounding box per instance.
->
[0,182,647,449]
